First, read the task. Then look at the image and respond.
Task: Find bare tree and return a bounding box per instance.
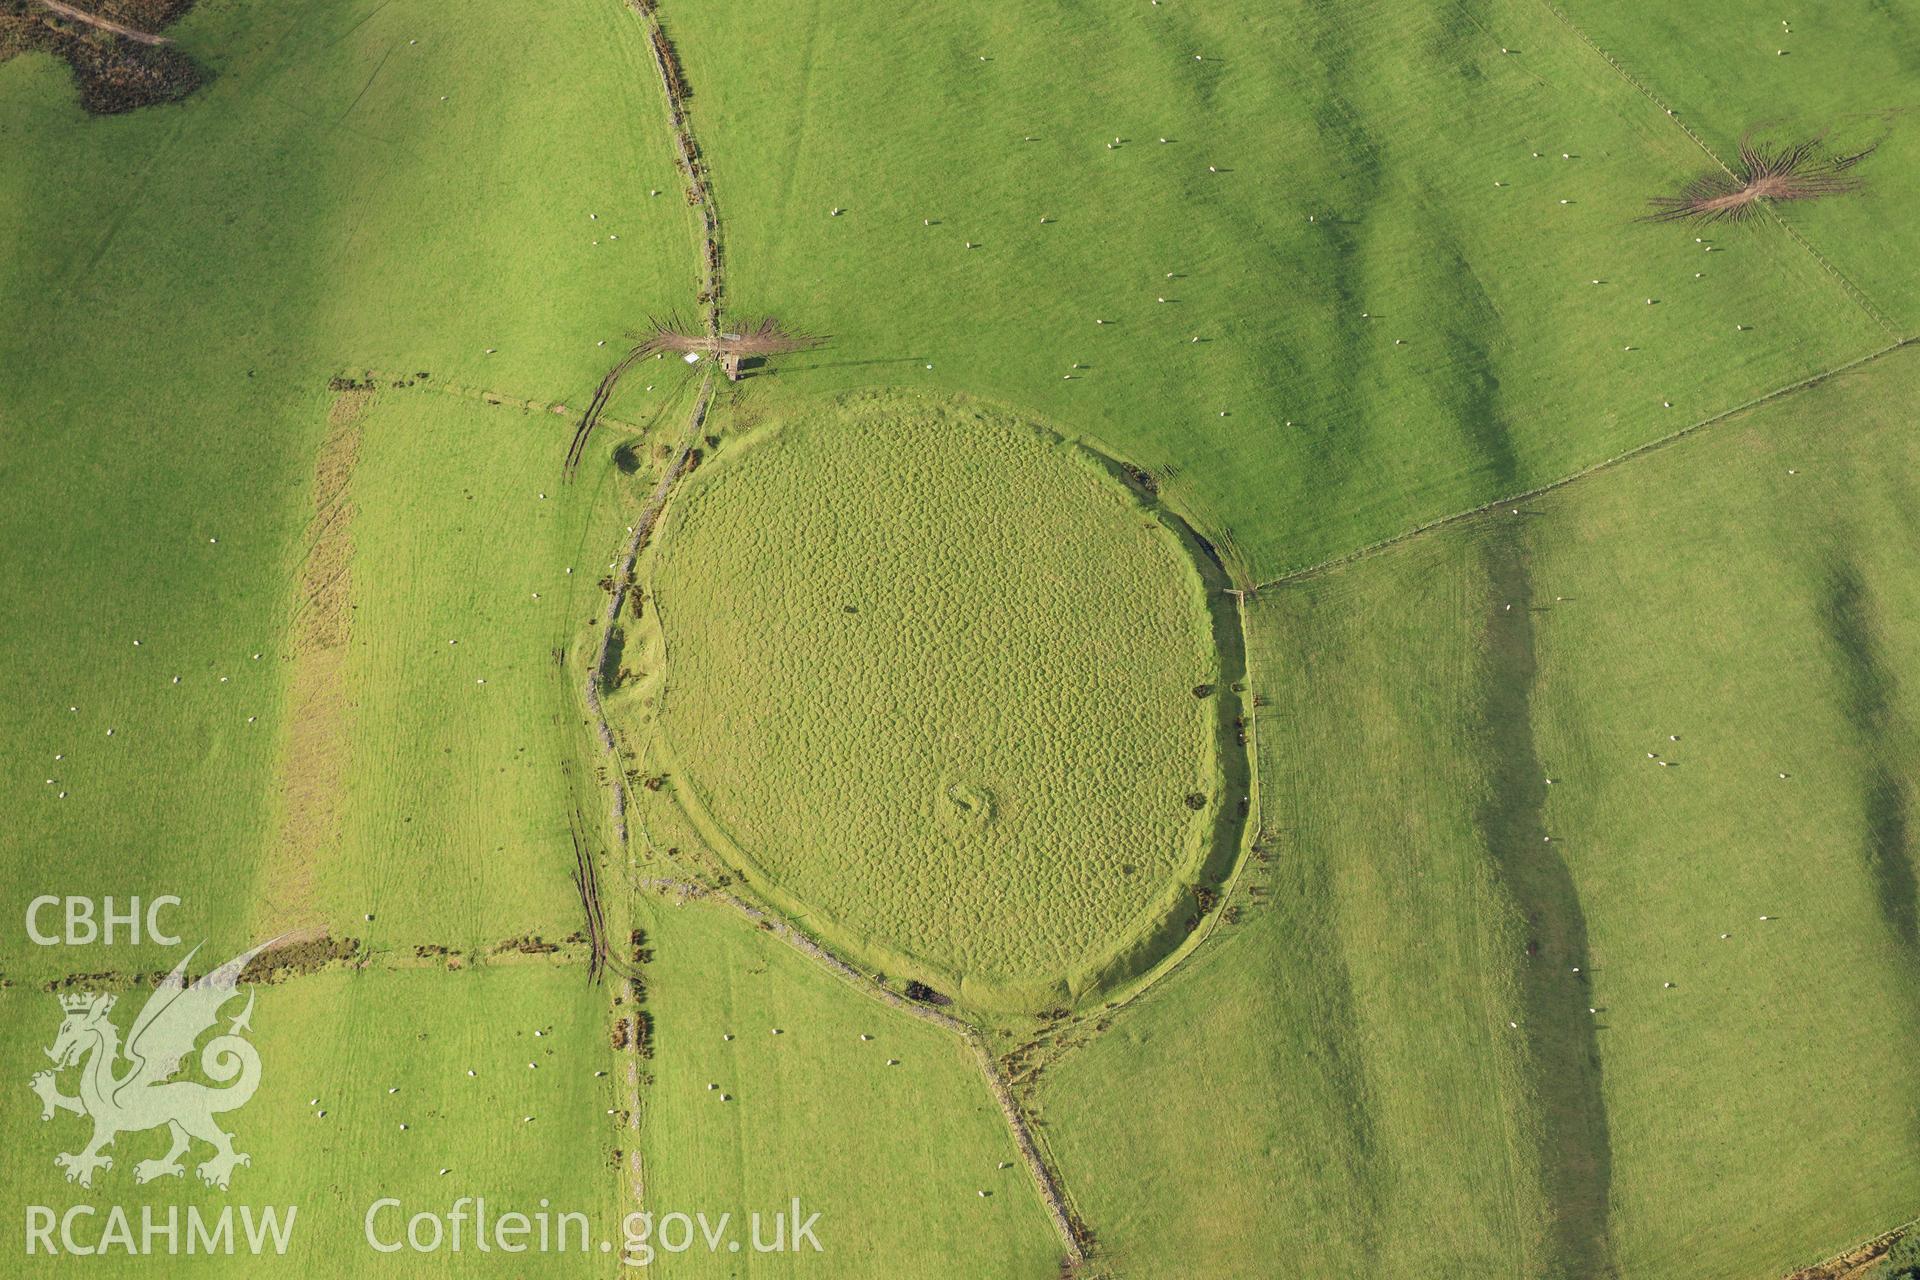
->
[1646,133,1870,224]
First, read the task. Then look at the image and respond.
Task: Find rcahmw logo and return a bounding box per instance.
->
[26,1204,296,1258]
[29,939,276,1190]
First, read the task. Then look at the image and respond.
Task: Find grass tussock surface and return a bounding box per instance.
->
[647,392,1224,1005]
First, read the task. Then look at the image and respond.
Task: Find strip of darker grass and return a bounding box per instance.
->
[1820,558,1919,949]
[1475,523,1618,1279]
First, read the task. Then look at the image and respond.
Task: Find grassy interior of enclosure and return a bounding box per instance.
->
[1551,0,1920,335]
[1038,348,1920,1280]
[629,393,1228,1013]
[631,894,1065,1278]
[635,391,1227,1008]
[2,965,619,1277]
[662,0,1889,583]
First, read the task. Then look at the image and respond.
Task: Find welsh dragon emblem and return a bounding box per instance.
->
[29,940,274,1190]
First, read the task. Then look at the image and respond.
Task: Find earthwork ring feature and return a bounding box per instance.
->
[644,391,1247,1011]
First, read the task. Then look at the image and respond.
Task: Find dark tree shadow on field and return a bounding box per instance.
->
[1475,524,1618,1278]
[1821,557,1919,948]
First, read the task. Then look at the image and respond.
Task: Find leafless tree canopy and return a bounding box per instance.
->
[645,315,822,358]
[1646,134,1870,224]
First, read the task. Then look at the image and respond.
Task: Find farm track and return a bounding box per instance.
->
[570,814,612,983]
[551,0,739,1240]
[564,340,661,478]
[34,0,167,44]
[561,0,726,482]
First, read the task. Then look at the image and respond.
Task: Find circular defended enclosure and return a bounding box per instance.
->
[649,391,1231,1009]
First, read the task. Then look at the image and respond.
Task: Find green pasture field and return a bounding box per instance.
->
[294,387,650,951]
[639,391,1226,1008]
[1,6,1087,1273]
[632,894,1065,1277]
[0,0,687,977]
[4,0,1919,1276]
[1039,347,1920,1279]
[0,1,689,1275]
[1,963,619,1277]
[1552,0,1920,333]
[663,0,1892,582]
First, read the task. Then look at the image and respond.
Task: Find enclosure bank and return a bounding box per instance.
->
[24,1204,297,1257]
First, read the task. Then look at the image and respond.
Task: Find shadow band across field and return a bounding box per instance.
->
[1821,558,1920,950]
[1476,525,1618,1278]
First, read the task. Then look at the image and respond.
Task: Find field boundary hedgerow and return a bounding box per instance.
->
[587,2,1110,1262]
[336,367,654,436]
[8,930,603,994]
[584,374,710,849]
[626,0,722,331]
[1785,1215,1920,1280]
[1253,336,1915,592]
[574,0,723,850]
[1535,0,1902,337]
